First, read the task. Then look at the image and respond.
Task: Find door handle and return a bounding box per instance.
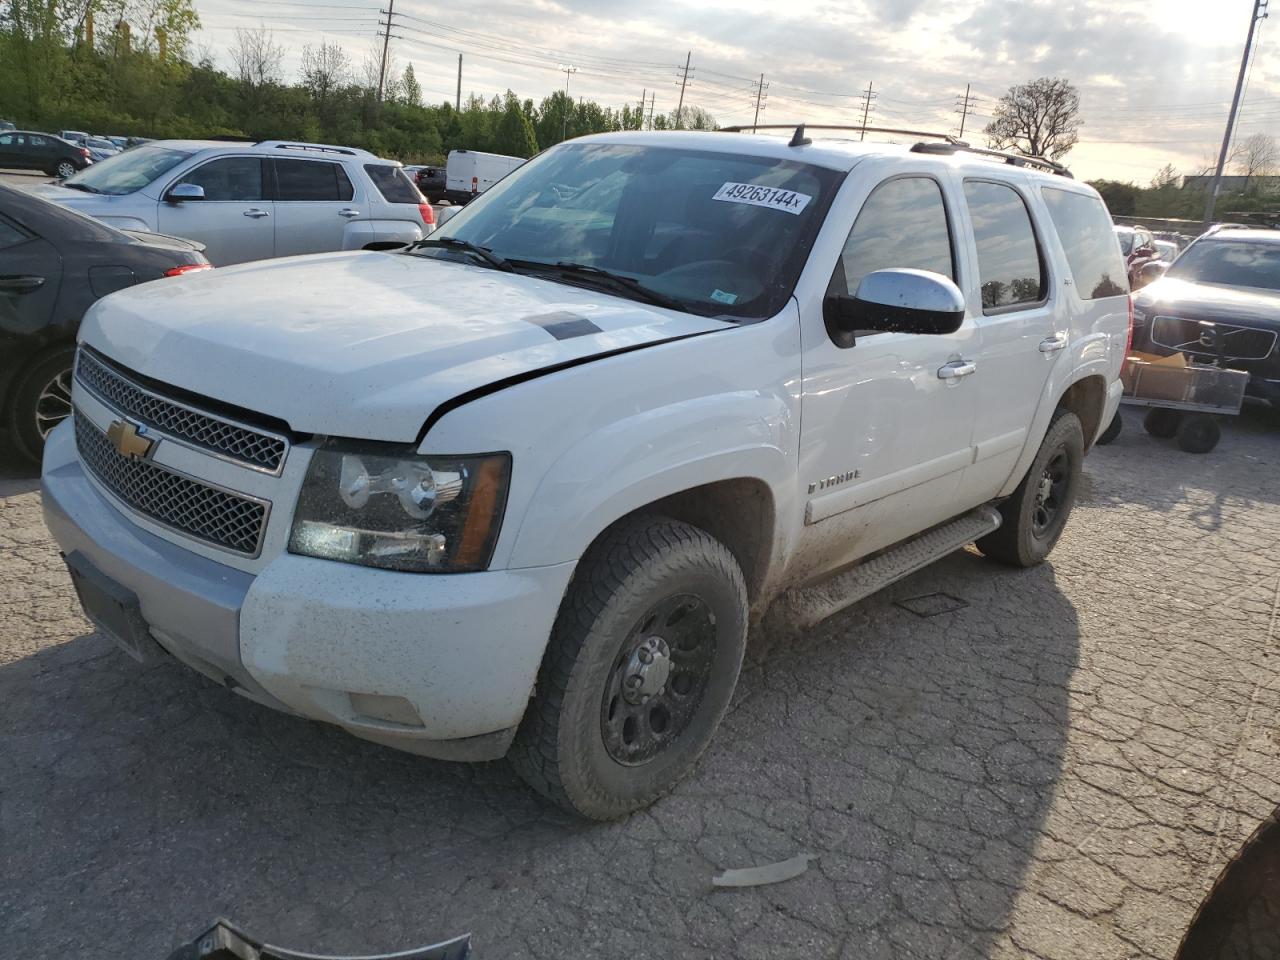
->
[0,274,45,294]
[242,208,270,219]
[937,360,976,380]
[337,208,361,219]
[1039,334,1068,353]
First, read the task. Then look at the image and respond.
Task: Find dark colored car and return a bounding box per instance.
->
[415,165,446,203]
[1131,226,1280,407]
[1115,224,1161,286]
[0,130,92,179]
[0,183,210,462]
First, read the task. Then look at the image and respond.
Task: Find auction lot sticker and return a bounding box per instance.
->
[712,182,812,215]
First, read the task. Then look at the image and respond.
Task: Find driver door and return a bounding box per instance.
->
[157,155,275,265]
[792,171,980,583]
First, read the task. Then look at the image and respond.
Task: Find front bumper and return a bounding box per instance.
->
[41,421,577,761]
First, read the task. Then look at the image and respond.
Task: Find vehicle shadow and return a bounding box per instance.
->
[1082,405,1280,532]
[0,439,40,495]
[0,541,1078,959]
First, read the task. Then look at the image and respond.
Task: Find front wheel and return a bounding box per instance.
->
[977,409,1084,567]
[509,516,748,820]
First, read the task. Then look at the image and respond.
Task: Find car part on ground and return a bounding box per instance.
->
[42,130,1128,816]
[165,919,471,960]
[0,183,209,463]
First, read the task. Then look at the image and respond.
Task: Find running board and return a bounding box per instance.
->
[771,505,1002,631]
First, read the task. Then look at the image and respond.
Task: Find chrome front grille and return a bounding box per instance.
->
[75,413,269,556]
[76,349,288,473]
[1152,315,1278,362]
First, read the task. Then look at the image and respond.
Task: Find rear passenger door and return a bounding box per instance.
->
[157,155,274,265]
[270,157,356,257]
[954,178,1060,502]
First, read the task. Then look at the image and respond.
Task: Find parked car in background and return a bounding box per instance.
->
[444,149,524,203]
[59,130,90,144]
[0,183,209,462]
[34,140,435,265]
[1115,224,1161,286]
[415,164,446,203]
[1152,238,1179,263]
[125,136,153,148]
[0,119,15,132]
[105,135,129,150]
[0,131,92,179]
[81,136,121,163]
[41,131,1128,819]
[1131,226,1280,408]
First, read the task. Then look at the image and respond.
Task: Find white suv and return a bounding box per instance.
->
[42,129,1130,819]
[32,140,433,265]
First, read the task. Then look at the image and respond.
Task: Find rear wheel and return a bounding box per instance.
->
[977,409,1084,568]
[1144,408,1182,438]
[1176,414,1221,454]
[509,516,748,820]
[55,160,76,179]
[5,345,76,464]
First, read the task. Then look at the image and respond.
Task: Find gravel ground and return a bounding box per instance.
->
[3,404,1280,960]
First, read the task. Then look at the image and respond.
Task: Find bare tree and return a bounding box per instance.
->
[230,25,283,88]
[984,76,1081,160]
[1232,133,1279,188]
[300,41,350,100]
[1150,163,1180,189]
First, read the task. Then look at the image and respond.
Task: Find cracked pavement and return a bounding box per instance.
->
[3,404,1280,959]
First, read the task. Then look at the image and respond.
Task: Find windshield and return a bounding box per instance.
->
[62,144,192,196]
[425,141,842,319]
[1165,238,1280,291]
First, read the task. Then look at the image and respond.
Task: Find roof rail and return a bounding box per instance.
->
[254,140,366,157]
[720,122,962,145]
[910,141,1073,178]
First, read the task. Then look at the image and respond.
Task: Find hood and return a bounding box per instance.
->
[1135,276,1280,329]
[80,251,728,442]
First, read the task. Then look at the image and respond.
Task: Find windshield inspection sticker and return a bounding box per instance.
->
[709,289,738,305]
[713,182,812,215]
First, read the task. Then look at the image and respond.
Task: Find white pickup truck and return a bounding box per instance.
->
[42,129,1129,819]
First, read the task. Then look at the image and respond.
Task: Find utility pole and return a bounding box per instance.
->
[858,81,876,140]
[956,83,979,140]
[1205,0,1269,227]
[376,0,395,101]
[646,92,656,130]
[558,63,577,141]
[675,51,692,129]
[638,88,646,130]
[751,73,769,133]
[455,54,461,111]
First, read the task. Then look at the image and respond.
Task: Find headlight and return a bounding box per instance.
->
[288,440,510,573]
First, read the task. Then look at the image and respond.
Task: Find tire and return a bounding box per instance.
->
[5,345,76,464]
[1176,414,1220,454]
[977,409,1084,568]
[509,516,749,820]
[1144,407,1182,438]
[55,160,76,179]
[1096,412,1122,445]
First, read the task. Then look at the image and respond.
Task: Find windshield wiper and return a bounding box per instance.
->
[523,261,687,312]
[410,236,512,272]
[60,182,99,193]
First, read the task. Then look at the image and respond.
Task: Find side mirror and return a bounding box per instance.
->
[1136,261,1167,288]
[826,269,966,343]
[165,183,205,203]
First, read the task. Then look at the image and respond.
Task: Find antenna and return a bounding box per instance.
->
[789,124,811,147]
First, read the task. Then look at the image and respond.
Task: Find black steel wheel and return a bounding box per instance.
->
[1144,407,1182,438]
[510,516,748,820]
[978,408,1084,568]
[1176,414,1221,454]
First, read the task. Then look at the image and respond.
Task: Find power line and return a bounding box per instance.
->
[675,51,692,128]
[858,81,876,140]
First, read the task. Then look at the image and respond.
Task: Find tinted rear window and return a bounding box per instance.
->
[963,180,1046,311]
[1042,188,1129,299]
[364,164,421,204]
[275,159,354,201]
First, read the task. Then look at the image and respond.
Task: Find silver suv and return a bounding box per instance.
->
[33,140,434,265]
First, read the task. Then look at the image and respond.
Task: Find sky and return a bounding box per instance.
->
[189,0,1278,183]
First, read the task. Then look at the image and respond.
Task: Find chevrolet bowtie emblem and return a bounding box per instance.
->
[106,419,154,460]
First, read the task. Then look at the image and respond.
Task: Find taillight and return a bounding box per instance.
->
[80,147,90,158]
[163,263,212,277]
[1126,296,1135,356]
[418,202,435,226]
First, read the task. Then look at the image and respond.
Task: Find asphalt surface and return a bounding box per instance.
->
[3,405,1280,960]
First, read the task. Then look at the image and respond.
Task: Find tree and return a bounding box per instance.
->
[984,76,1081,160]
[1150,164,1179,189]
[492,92,538,156]
[681,105,717,131]
[398,63,421,106]
[1087,179,1139,216]
[230,25,282,88]
[1232,133,1278,191]
[300,41,349,101]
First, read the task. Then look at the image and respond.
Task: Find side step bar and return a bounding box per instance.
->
[771,505,1002,631]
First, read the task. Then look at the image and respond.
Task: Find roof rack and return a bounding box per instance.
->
[718,123,1072,178]
[254,140,365,156]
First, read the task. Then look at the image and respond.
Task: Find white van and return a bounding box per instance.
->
[444,149,524,204]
